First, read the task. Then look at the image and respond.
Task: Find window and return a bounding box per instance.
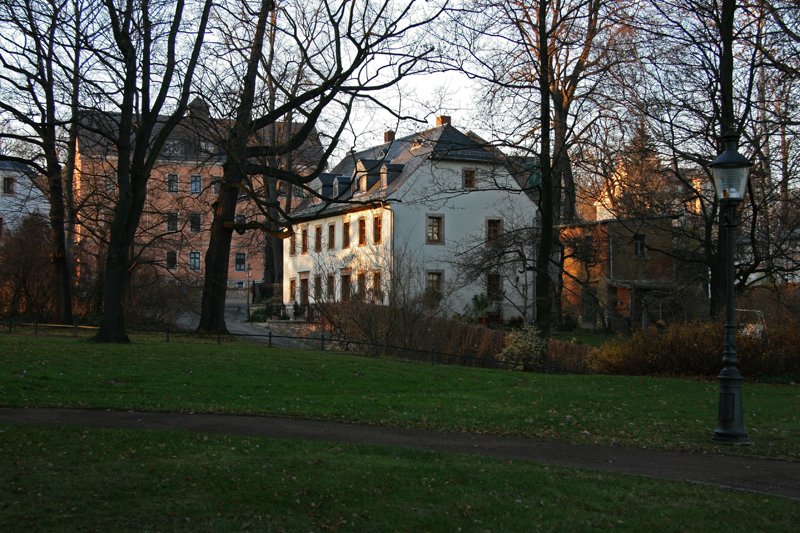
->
[289,232,296,256]
[342,221,350,248]
[426,215,444,244]
[301,228,308,254]
[190,174,201,194]
[327,273,335,301]
[357,271,367,298]
[425,271,443,307]
[463,169,477,189]
[189,251,201,271]
[235,252,246,271]
[358,218,367,246]
[487,273,503,301]
[299,273,309,305]
[3,177,16,195]
[315,225,322,253]
[163,139,184,157]
[328,224,336,250]
[166,251,177,270]
[373,216,382,244]
[167,174,178,193]
[200,141,217,155]
[211,177,221,195]
[486,219,503,244]
[426,271,443,294]
[235,214,245,226]
[289,278,296,302]
[371,271,383,303]
[166,212,178,233]
[313,274,322,301]
[189,213,202,233]
[634,234,646,257]
[341,271,352,302]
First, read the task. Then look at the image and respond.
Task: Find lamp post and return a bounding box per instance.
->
[246,264,252,320]
[709,132,751,445]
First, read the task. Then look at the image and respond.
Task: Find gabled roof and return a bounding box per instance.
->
[76,104,324,174]
[295,123,504,220]
[0,160,36,176]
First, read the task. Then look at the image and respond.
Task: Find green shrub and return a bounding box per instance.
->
[589,320,800,379]
[496,324,548,371]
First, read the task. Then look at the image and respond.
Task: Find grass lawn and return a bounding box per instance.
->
[2,333,799,530]
[1,333,797,460]
[2,426,798,532]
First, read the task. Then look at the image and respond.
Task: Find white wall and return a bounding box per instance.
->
[283,206,392,304]
[0,164,49,234]
[391,159,536,319]
[283,158,538,320]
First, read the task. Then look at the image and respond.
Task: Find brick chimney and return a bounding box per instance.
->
[384,129,395,143]
[436,115,452,127]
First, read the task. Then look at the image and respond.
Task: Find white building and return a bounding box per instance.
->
[0,160,49,238]
[283,117,539,321]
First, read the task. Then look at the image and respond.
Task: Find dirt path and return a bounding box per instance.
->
[1,407,798,501]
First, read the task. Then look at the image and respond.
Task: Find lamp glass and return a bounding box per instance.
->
[712,166,748,200]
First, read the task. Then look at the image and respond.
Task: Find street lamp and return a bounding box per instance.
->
[246,264,252,320]
[709,131,751,445]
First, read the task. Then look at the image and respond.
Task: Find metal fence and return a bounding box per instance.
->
[2,319,501,369]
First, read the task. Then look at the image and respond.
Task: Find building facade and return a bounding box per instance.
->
[0,160,49,239]
[74,100,322,293]
[283,117,539,321]
[559,216,708,332]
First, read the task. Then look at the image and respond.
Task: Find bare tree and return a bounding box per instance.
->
[78,0,213,342]
[595,0,800,317]
[193,0,447,333]
[0,0,95,323]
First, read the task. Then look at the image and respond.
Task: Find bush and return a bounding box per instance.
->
[589,320,800,379]
[547,338,592,374]
[496,324,548,371]
[0,215,56,321]
[318,301,505,366]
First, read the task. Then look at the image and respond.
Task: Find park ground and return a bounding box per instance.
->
[1,331,798,531]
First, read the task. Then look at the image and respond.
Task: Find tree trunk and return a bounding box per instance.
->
[535,0,554,337]
[263,235,283,297]
[95,172,147,342]
[95,227,132,343]
[552,106,576,223]
[197,164,243,333]
[44,150,73,324]
[196,0,272,332]
[46,175,74,324]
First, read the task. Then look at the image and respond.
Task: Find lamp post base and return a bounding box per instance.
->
[712,433,752,445]
[712,367,751,445]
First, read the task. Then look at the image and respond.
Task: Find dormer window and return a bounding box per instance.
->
[199,140,217,155]
[163,139,184,158]
[463,169,477,189]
